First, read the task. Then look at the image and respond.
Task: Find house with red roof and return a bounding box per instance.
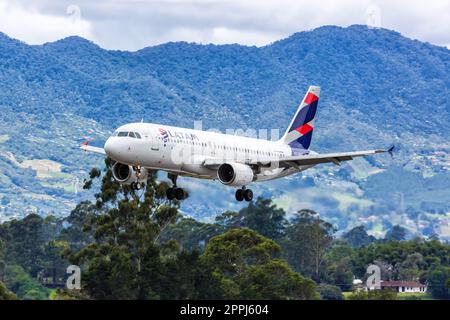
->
[380,281,427,293]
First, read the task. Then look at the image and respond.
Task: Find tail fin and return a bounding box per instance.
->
[280,86,320,150]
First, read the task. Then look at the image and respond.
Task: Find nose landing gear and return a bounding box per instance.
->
[235,187,253,202]
[166,173,187,201]
[130,166,145,190]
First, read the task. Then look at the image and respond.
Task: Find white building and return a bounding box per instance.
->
[380,281,427,293]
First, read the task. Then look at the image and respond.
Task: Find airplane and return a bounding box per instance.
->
[81,86,394,202]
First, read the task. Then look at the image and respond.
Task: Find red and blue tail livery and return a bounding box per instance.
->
[281,86,320,151]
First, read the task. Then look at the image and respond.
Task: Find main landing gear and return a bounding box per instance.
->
[235,187,253,202]
[166,173,186,201]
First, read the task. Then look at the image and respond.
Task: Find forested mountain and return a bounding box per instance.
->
[0,25,448,239]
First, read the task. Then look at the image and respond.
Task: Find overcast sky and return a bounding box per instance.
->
[0,0,449,50]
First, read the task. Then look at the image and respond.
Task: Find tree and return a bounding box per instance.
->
[239,260,319,300]
[0,214,46,277]
[159,249,224,299]
[203,228,281,275]
[397,253,425,281]
[215,198,287,239]
[350,238,450,281]
[41,240,71,285]
[282,209,336,282]
[324,241,354,291]
[160,217,223,251]
[0,281,17,300]
[427,266,450,299]
[385,225,407,242]
[69,160,320,300]
[326,257,354,292]
[58,201,97,251]
[202,228,318,300]
[317,284,344,300]
[342,225,376,247]
[70,171,178,298]
[3,265,50,300]
[69,158,217,299]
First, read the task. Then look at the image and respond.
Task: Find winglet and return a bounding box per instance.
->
[374,145,395,158]
[388,145,395,158]
[82,140,89,146]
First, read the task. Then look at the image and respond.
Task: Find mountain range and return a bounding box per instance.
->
[0,25,448,240]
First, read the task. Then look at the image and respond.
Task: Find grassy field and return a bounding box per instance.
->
[343,292,353,299]
[343,291,435,300]
[397,293,435,300]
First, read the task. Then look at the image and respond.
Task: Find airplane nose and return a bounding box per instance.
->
[104,138,114,157]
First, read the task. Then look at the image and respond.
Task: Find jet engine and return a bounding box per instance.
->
[217,163,255,186]
[112,162,148,185]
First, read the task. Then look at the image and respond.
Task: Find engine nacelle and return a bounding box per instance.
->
[112,162,148,185]
[217,163,255,186]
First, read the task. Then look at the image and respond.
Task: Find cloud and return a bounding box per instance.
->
[0,0,95,44]
[0,0,448,50]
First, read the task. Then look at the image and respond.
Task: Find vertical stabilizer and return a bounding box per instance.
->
[280,86,320,150]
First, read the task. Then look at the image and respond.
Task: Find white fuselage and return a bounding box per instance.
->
[104,122,315,185]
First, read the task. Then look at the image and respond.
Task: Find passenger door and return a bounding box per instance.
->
[151,135,160,151]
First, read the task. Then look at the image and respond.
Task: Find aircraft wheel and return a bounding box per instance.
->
[135,182,143,190]
[244,189,253,202]
[166,187,175,200]
[174,188,185,201]
[235,189,244,202]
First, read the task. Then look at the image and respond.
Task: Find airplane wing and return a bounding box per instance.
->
[80,142,106,155]
[275,146,394,168]
[203,147,393,168]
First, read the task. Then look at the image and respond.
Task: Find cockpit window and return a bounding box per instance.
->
[114,131,141,138]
